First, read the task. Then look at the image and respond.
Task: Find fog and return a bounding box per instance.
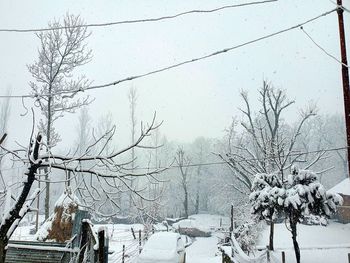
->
[0,0,349,149]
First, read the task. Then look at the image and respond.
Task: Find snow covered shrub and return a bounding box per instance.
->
[250,173,284,220]
[302,215,328,226]
[233,220,260,254]
[249,172,284,250]
[284,168,343,220]
[250,167,343,263]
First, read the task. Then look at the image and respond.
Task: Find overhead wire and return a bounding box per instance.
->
[0,8,338,99]
[0,0,277,33]
[328,0,350,14]
[112,145,348,170]
[300,26,349,68]
[1,146,346,172]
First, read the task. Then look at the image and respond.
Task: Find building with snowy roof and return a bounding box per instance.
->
[328,178,350,223]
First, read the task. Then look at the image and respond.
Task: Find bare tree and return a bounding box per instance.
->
[28,14,93,219]
[0,88,10,138]
[0,113,163,262]
[0,89,11,215]
[297,114,347,186]
[76,107,92,155]
[175,148,191,218]
[128,87,137,210]
[191,137,210,214]
[219,81,317,250]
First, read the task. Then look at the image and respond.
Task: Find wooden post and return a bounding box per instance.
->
[131,227,136,239]
[348,253,350,263]
[122,244,125,263]
[229,204,234,234]
[98,229,105,263]
[139,229,142,253]
[266,245,270,263]
[337,0,350,179]
[282,251,285,263]
[220,218,222,228]
[78,221,89,263]
[35,169,41,232]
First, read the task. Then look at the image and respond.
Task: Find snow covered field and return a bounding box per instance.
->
[183,214,229,263]
[10,215,350,263]
[186,236,221,263]
[257,221,350,263]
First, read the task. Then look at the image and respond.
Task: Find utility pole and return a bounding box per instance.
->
[337,0,350,178]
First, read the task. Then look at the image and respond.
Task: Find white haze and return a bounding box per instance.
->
[0,0,349,150]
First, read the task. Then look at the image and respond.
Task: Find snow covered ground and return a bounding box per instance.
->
[10,214,229,263]
[12,215,350,263]
[93,223,144,263]
[186,236,221,263]
[257,221,350,263]
[158,214,228,263]
[11,225,36,241]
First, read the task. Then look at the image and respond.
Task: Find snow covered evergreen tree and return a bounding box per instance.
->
[249,172,284,250]
[250,167,343,263]
[284,167,342,263]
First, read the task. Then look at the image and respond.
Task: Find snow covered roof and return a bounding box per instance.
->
[328,178,350,195]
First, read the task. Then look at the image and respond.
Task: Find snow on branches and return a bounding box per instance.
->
[250,167,343,263]
[249,173,283,220]
[250,168,342,222]
[284,168,343,218]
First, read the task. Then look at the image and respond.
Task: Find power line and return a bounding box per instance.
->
[0,0,277,33]
[132,145,348,170]
[0,8,337,99]
[0,146,346,172]
[300,26,349,68]
[328,0,350,13]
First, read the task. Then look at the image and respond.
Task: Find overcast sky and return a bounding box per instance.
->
[0,0,349,150]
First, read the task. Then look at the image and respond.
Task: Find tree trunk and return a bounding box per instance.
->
[0,238,8,263]
[194,191,199,214]
[269,221,274,251]
[45,170,50,219]
[0,164,38,262]
[290,219,300,263]
[0,134,42,263]
[45,93,52,220]
[184,188,188,218]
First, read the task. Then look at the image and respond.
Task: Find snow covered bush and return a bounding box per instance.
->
[233,220,260,254]
[250,167,343,263]
[249,172,284,250]
[250,173,284,220]
[302,215,328,226]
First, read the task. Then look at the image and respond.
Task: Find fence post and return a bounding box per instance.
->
[266,245,270,263]
[131,227,136,239]
[282,251,285,263]
[78,220,89,263]
[229,204,234,234]
[98,229,105,263]
[122,244,125,263]
[139,230,142,253]
[348,253,350,263]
